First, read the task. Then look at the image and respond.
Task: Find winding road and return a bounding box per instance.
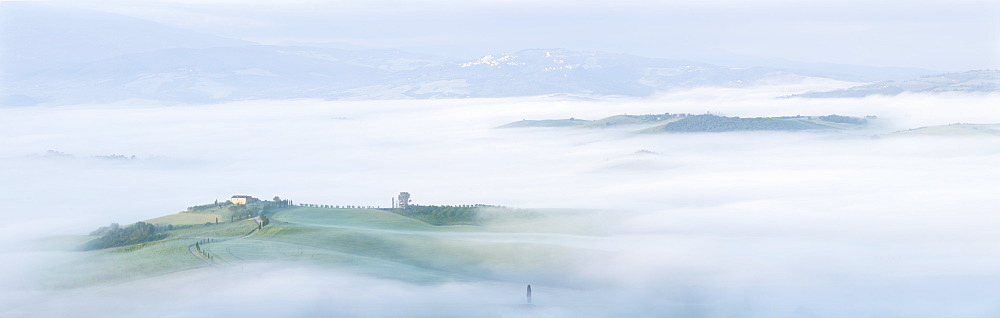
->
[188,217,262,266]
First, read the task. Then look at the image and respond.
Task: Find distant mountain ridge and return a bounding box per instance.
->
[6,44,944,106]
[786,70,1000,98]
[0,2,253,77]
[2,44,841,105]
[0,2,977,106]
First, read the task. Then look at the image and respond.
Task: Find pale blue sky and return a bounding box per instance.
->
[12,0,1000,70]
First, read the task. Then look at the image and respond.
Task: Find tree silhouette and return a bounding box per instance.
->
[398,192,411,209]
[527,285,532,304]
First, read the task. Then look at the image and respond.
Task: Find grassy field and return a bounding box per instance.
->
[882,123,1000,137]
[498,115,681,129]
[576,115,681,128]
[796,116,870,129]
[497,118,591,128]
[46,206,590,287]
[42,220,259,288]
[146,212,223,225]
[161,202,266,223]
[272,207,444,231]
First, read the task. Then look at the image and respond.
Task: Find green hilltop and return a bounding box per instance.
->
[640,114,868,133]
[500,113,871,133]
[40,197,586,288]
[576,114,684,128]
[497,118,592,128]
[498,113,682,129]
[879,123,1000,138]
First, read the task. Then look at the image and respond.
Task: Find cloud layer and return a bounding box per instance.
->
[1,88,999,317]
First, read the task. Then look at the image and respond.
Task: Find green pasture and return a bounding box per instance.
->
[220,207,585,283]
[167,219,259,238]
[47,207,590,287]
[146,212,223,225]
[497,118,590,128]
[144,202,259,226]
[42,238,203,288]
[795,116,867,129]
[883,123,1000,137]
[42,220,259,288]
[577,115,680,128]
[271,207,445,231]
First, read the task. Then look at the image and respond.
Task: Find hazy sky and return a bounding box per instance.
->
[19,0,1000,71]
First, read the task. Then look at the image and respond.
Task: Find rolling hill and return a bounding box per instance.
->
[41,204,588,288]
[879,123,1000,137]
[500,114,871,133]
[786,70,1000,98]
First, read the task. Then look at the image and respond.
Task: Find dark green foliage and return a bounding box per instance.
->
[82,221,169,250]
[186,203,217,212]
[88,223,116,236]
[662,114,828,132]
[255,199,289,217]
[93,154,136,160]
[398,192,411,210]
[819,114,868,125]
[228,204,260,220]
[387,205,489,225]
[624,113,676,121]
[268,196,290,208]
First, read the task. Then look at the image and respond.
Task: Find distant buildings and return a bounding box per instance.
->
[230,195,257,205]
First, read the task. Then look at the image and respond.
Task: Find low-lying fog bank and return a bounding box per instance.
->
[1,87,999,317]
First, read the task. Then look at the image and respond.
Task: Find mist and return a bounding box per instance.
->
[1,85,999,316]
[3,0,999,315]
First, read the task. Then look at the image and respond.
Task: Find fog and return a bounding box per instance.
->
[1,85,999,316]
[3,0,998,315]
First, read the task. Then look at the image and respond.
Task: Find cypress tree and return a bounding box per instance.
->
[527,285,532,304]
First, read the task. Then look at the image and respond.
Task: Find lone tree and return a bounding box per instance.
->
[397,192,411,209]
[527,285,532,304]
[273,196,287,207]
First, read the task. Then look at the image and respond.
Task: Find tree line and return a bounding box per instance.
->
[82,222,171,250]
[818,114,868,125]
[384,204,504,226]
[624,112,686,121]
[662,114,828,132]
